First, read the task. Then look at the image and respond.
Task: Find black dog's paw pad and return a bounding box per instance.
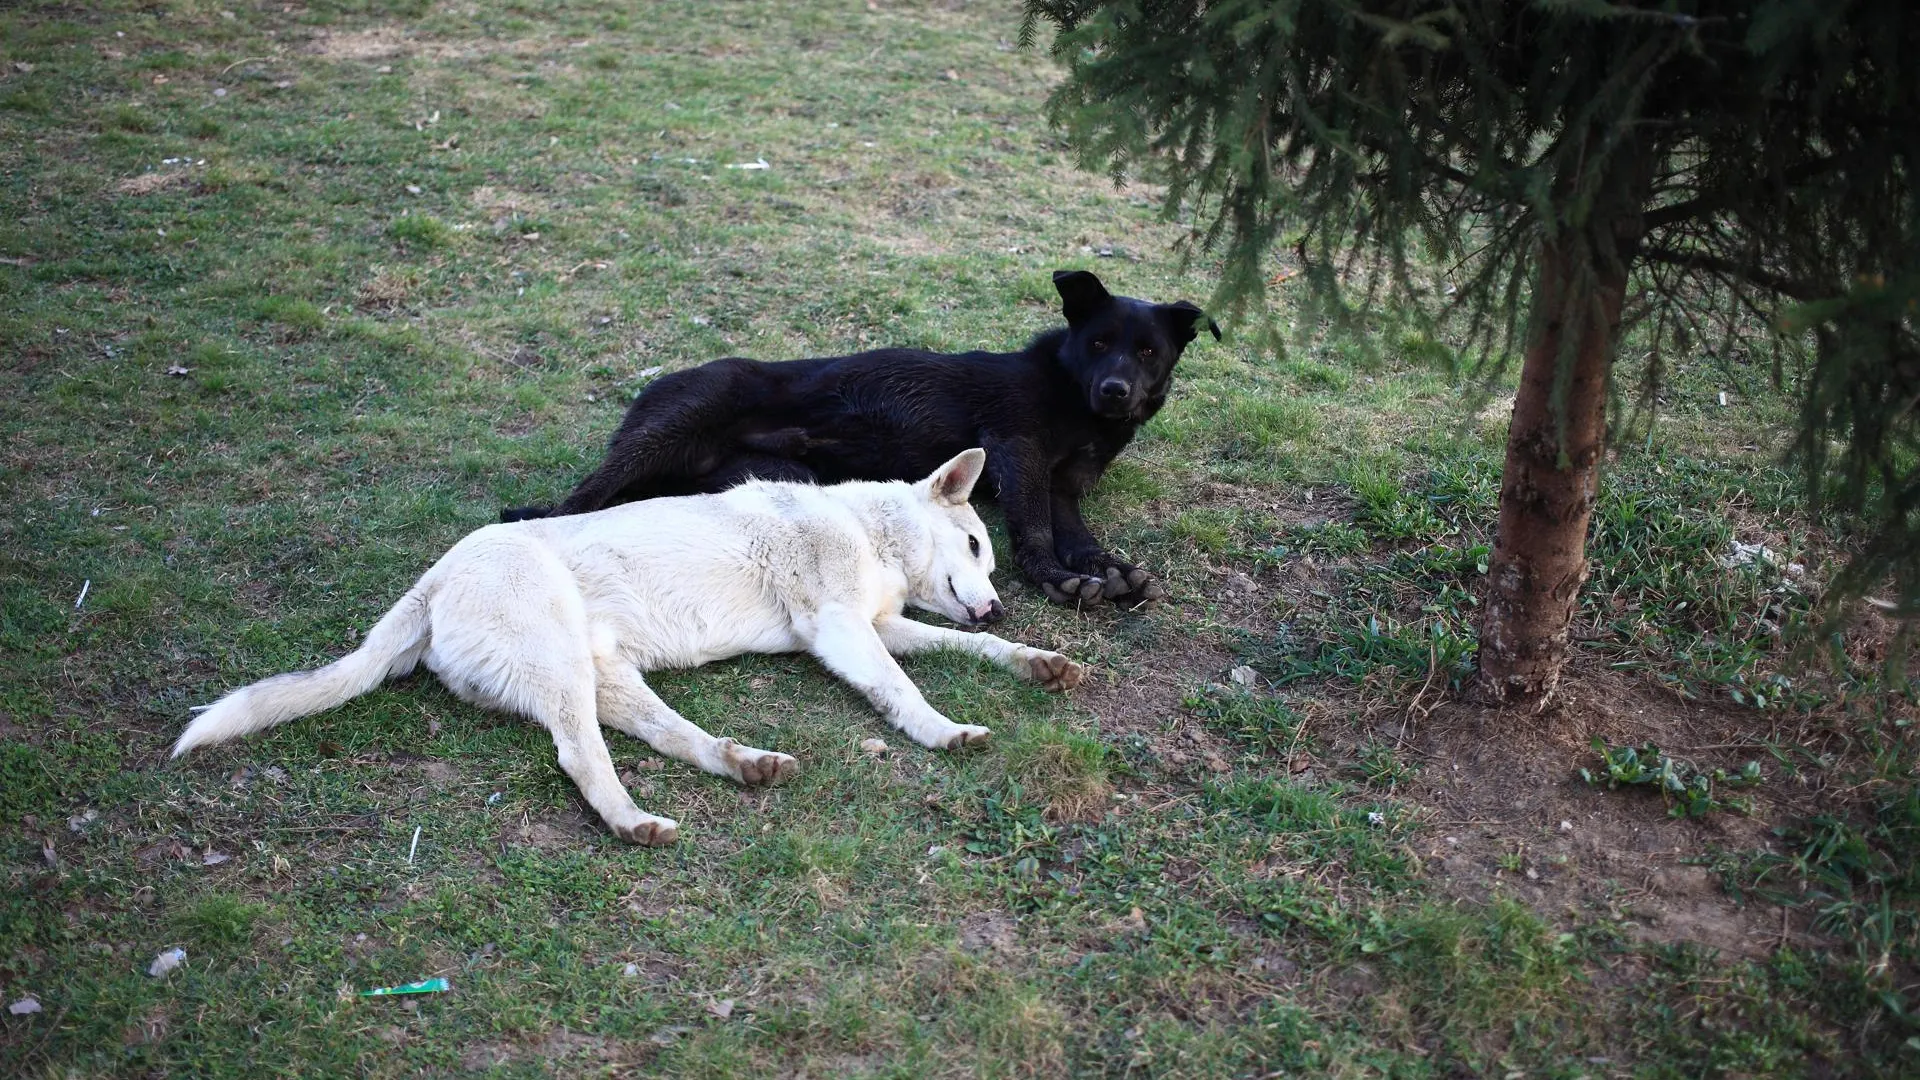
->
[1041,575,1106,605]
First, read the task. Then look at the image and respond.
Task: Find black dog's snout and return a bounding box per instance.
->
[1098,378,1130,400]
[984,599,1006,624]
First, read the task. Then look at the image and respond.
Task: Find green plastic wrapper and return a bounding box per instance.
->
[359,978,449,997]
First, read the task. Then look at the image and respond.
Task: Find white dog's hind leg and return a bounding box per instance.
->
[872,615,1086,692]
[594,657,797,787]
[807,608,991,750]
[546,689,679,846]
[427,560,679,847]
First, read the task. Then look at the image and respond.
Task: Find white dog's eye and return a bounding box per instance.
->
[968,535,981,557]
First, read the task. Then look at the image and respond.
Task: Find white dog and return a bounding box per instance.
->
[173,449,1084,844]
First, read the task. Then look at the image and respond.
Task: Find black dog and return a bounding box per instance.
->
[503,270,1219,606]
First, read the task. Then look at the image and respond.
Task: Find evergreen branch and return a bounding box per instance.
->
[1632,245,1825,304]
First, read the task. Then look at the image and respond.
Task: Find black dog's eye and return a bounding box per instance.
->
[1138,346,1155,359]
[968,535,981,557]
[1090,339,1108,353]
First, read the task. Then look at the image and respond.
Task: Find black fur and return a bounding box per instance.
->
[502,270,1220,605]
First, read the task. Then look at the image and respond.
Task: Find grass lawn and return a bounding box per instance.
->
[2,1,1917,1076]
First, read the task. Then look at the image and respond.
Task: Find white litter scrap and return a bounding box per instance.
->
[148,947,187,978]
[725,158,770,170]
[407,825,422,864]
[74,579,90,609]
[1717,541,1803,577]
[8,997,41,1016]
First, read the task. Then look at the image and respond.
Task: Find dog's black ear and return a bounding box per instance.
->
[1156,301,1223,346]
[1052,269,1112,326]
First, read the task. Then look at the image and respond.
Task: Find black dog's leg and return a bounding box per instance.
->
[1050,491,1165,605]
[987,442,1108,605]
[551,422,693,515]
[537,365,751,517]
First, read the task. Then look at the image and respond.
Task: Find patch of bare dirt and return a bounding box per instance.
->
[354,267,418,311]
[1071,614,1241,772]
[469,185,553,217]
[304,26,562,63]
[458,1028,641,1073]
[114,170,190,196]
[498,808,598,851]
[1397,661,1843,956]
[958,910,1020,955]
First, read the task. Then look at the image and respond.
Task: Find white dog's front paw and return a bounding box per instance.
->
[607,809,680,847]
[937,724,992,750]
[1016,647,1085,692]
[717,738,799,787]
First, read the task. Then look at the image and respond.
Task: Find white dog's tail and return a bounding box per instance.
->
[172,588,433,758]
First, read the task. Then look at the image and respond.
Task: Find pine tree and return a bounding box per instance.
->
[1022,0,1920,709]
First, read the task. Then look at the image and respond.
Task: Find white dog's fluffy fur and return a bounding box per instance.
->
[173,449,1084,844]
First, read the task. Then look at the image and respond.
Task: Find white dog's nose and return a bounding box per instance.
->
[968,599,1006,624]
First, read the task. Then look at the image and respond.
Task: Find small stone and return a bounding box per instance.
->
[1559,820,1573,832]
[1227,665,1258,687]
[8,997,41,1016]
[859,738,889,757]
[622,962,639,977]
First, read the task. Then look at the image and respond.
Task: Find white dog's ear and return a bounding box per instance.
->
[924,448,987,506]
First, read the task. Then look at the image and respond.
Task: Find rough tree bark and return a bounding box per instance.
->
[1473,234,1632,710]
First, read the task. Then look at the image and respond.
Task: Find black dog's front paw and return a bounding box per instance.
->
[1040,573,1109,605]
[1063,551,1163,603]
[1085,561,1166,606]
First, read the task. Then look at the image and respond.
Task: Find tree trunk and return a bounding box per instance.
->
[1473,236,1630,710]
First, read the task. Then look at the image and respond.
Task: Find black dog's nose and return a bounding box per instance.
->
[985,599,1005,623]
[1098,378,1130,400]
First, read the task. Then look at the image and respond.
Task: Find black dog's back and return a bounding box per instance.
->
[506,339,1081,521]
